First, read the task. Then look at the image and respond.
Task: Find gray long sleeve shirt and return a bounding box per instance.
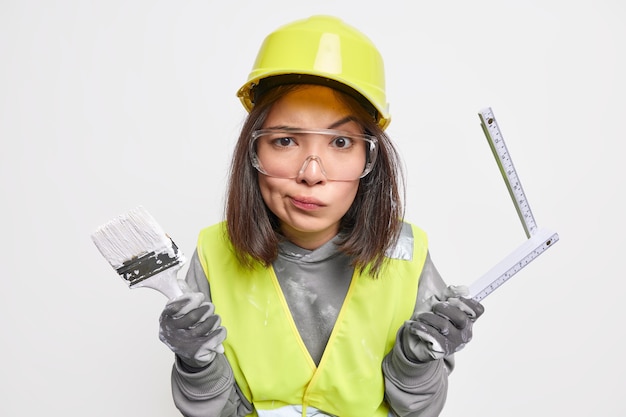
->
[170,223,452,416]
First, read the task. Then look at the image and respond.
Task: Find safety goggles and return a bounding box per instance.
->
[249,128,378,181]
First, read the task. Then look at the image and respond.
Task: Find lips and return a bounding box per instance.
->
[290,196,325,210]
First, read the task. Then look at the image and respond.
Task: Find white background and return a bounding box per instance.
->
[1,0,624,415]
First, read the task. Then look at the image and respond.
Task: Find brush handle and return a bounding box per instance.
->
[131,266,184,299]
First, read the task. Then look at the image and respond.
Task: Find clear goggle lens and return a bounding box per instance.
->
[249,128,378,181]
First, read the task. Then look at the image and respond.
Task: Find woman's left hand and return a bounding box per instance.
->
[402,290,484,362]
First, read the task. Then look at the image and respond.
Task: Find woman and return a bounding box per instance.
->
[159,15,484,417]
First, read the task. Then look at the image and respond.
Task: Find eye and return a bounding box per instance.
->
[331,136,353,149]
[272,136,296,147]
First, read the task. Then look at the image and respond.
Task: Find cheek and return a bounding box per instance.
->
[322,181,360,219]
[258,176,281,211]
[336,183,360,211]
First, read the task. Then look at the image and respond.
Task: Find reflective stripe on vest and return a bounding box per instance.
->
[197,222,428,417]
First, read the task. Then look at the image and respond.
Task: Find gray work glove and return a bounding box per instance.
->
[402,285,484,363]
[158,282,226,369]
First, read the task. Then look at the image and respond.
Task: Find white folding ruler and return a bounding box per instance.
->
[468,107,559,301]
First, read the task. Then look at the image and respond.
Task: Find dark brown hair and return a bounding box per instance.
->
[225,83,405,277]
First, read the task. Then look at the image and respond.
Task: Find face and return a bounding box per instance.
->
[258,85,363,250]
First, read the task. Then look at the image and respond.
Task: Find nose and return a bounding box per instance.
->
[296,155,327,185]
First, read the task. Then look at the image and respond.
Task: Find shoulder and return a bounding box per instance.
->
[385,221,428,261]
[197,221,229,245]
[196,221,236,265]
[198,221,227,237]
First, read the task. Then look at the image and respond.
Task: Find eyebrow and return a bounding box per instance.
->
[328,116,359,130]
[265,116,360,131]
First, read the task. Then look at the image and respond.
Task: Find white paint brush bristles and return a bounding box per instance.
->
[91,206,186,299]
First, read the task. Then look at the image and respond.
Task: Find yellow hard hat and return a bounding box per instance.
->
[237,15,391,130]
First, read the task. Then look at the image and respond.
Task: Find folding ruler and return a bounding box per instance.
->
[468,108,559,301]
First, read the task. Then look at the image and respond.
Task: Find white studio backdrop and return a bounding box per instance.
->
[1,0,624,415]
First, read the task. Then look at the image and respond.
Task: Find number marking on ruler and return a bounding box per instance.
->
[479,107,537,238]
[469,228,559,301]
[469,108,559,301]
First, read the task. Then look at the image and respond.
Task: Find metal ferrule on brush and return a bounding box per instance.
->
[116,239,183,287]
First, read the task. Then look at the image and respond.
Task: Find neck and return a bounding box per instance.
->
[280,226,338,250]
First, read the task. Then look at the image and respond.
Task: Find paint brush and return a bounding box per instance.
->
[91,206,186,299]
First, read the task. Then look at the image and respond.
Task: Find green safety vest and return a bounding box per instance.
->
[197,222,428,417]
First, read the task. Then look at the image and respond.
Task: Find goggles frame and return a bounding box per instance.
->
[249,127,378,181]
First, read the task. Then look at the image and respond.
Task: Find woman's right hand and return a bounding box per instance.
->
[159,288,226,369]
